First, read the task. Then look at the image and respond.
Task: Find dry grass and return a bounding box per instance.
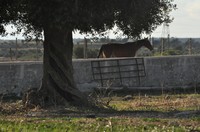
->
[0,94,200,115]
[109,94,200,111]
[0,100,25,115]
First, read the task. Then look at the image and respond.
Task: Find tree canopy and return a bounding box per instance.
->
[1,0,176,38]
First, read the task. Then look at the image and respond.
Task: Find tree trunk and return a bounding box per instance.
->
[37,26,87,106]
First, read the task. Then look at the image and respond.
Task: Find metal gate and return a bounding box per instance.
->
[91,58,146,87]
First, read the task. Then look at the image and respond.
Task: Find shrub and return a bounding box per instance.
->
[73,45,99,58]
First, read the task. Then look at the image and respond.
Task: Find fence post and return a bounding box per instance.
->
[167,34,170,49]
[188,38,192,55]
[161,38,164,56]
[36,38,39,61]
[84,37,88,59]
[10,48,12,61]
[15,38,18,60]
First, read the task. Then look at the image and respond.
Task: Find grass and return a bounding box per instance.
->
[0,116,200,131]
[109,94,200,112]
[1,117,200,131]
[0,93,200,131]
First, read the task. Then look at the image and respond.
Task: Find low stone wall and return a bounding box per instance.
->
[142,55,200,89]
[0,61,42,95]
[0,55,200,95]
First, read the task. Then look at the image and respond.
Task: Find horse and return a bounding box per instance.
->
[97,38,153,58]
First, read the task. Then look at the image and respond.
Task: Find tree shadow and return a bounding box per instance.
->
[25,105,200,119]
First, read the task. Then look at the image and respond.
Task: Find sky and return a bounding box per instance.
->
[1,0,200,40]
[151,0,200,38]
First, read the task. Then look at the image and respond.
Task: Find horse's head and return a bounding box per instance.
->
[141,38,153,51]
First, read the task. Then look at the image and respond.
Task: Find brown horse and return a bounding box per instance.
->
[97,38,153,58]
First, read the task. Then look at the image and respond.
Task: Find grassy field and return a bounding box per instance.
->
[0,94,200,131]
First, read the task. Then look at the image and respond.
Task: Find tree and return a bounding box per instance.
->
[0,0,176,106]
[0,0,20,34]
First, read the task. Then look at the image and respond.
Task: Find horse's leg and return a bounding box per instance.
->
[102,51,106,58]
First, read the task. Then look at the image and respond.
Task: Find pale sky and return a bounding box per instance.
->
[151,0,200,38]
[1,0,200,40]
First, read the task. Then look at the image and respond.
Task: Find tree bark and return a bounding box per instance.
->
[37,26,87,106]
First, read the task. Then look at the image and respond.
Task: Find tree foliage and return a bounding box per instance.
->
[0,0,20,34]
[1,0,176,38]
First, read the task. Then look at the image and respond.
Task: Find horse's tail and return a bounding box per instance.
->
[97,45,104,58]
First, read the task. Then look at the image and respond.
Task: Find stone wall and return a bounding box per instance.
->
[0,55,200,94]
[0,62,42,95]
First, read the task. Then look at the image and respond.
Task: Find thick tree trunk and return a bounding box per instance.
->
[37,27,87,106]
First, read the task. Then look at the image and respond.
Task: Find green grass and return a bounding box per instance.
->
[0,117,199,132]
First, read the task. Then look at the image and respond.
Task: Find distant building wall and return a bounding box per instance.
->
[0,55,200,95]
